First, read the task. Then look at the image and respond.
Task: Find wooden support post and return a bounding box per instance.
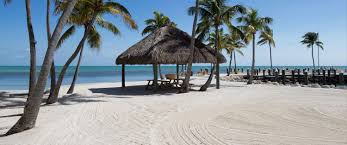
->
[241,68,244,73]
[153,63,158,90]
[247,69,250,78]
[176,64,179,80]
[291,70,295,84]
[275,71,279,82]
[121,64,125,88]
[328,70,331,85]
[297,69,301,84]
[312,69,316,83]
[304,71,308,85]
[263,69,266,81]
[323,69,326,85]
[339,73,344,85]
[282,70,286,84]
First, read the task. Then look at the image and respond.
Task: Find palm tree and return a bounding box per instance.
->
[142,11,176,36]
[3,0,37,96]
[316,33,324,67]
[300,32,323,69]
[6,0,78,135]
[47,0,137,104]
[188,0,246,90]
[224,33,245,75]
[237,8,273,84]
[258,27,275,69]
[180,0,199,93]
[142,11,176,81]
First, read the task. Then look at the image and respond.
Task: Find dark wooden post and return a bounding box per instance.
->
[304,71,308,85]
[241,68,244,73]
[263,69,266,81]
[323,69,326,85]
[339,73,344,85]
[312,69,316,83]
[153,63,159,89]
[327,70,331,85]
[282,69,286,84]
[275,71,279,82]
[247,69,250,78]
[176,64,179,80]
[298,69,301,84]
[291,70,295,84]
[121,64,125,88]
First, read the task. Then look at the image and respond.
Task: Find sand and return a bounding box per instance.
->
[0,77,347,145]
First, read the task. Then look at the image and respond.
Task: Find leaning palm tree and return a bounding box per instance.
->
[47,0,137,104]
[3,0,37,96]
[188,0,246,90]
[258,27,275,69]
[300,32,322,69]
[6,0,78,135]
[180,0,199,93]
[237,8,273,84]
[224,33,245,75]
[142,11,176,80]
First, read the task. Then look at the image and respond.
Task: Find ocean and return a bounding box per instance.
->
[0,65,346,90]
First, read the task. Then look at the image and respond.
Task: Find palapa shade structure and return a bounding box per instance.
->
[116,25,226,87]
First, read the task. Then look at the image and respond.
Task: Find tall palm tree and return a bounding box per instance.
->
[180,0,199,93]
[47,0,137,104]
[224,33,245,75]
[3,0,37,96]
[188,0,246,90]
[6,0,78,135]
[316,33,324,67]
[237,8,273,84]
[142,11,176,81]
[142,11,176,36]
[300,32,323,69]
[258,27,275,69]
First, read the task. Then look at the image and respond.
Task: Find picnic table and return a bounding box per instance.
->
[145,78,185,90]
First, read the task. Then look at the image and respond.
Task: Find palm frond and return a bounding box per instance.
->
[56,25,76,49]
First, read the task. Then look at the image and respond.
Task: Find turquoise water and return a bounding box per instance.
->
[0,65,346,90]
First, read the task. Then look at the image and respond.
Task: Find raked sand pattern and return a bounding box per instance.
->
[0,78,347,145]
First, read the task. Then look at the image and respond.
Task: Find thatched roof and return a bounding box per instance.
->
[116,25,226,65]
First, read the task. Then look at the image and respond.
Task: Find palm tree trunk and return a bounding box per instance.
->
[312,45,315,70]
[47,28,89,104]
[228,52,233,76]
[234,51,237,74]
[67,46,84,94]
[25,0,37,97]
[46,0,56,98]
[200,65,216,91]
[317,46,320,68]
[6,0,78,135]
[248,33,256,84]
[269,44,273,70]
[214,25,220,89]
[180,0,199,93]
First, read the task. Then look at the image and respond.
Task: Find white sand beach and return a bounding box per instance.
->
[0,77,347,145]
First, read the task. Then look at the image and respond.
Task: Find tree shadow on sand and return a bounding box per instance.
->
[89,85,178,97]
[56,94,106,106]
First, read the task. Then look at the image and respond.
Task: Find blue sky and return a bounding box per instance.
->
[0,0,346,66]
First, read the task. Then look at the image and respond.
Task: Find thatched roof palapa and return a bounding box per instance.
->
[116,25,226,65]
